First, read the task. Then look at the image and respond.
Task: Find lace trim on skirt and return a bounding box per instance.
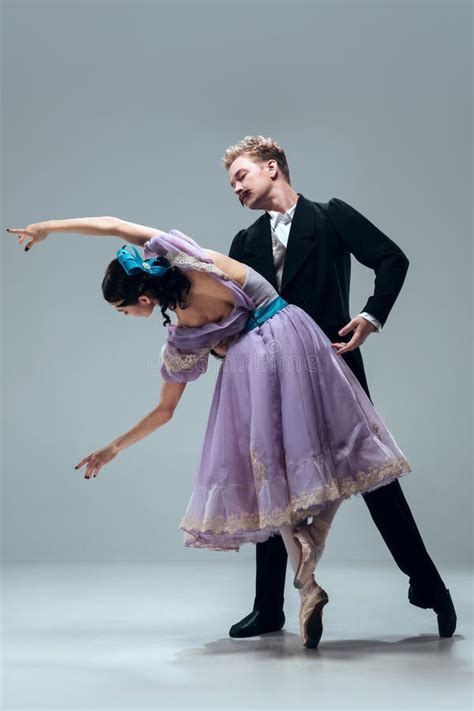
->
[180,456,411,539]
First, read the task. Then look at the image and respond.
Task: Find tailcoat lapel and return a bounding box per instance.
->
[242,193,316,292]
[242,213,278,289]
[280,194,316,292]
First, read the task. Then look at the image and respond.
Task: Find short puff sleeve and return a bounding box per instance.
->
[160,342,212,383]
[143,229,212,264]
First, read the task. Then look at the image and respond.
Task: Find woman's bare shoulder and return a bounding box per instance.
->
[202,249,248,287]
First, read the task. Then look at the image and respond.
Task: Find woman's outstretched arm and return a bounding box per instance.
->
[6,216,164,250]
[112,380,187,451]
[112,218,165,246]
[75,380,187,479]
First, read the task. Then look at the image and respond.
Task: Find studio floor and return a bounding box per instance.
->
[2,560,472,711]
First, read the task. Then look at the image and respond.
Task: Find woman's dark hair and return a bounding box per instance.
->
[101,255,192,326]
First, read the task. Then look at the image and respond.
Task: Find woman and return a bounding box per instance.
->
[8,216,412,648]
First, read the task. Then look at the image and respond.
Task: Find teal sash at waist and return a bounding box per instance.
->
[243,295,289,333]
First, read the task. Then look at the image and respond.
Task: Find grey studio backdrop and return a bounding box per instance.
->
[1,0,472,566]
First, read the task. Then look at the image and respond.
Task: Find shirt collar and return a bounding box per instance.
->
[267,202,298,229]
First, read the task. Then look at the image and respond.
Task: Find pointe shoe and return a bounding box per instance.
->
[299,577,329,648]
[293,523,320,589]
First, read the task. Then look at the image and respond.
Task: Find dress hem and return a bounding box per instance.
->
[180,458,412,551]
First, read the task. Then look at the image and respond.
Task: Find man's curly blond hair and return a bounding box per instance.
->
[221,135,291,183]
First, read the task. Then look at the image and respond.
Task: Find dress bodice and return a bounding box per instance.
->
[242,263,280,309]
[142,229,279,382]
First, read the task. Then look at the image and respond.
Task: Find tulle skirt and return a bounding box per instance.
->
[180,304,411,551]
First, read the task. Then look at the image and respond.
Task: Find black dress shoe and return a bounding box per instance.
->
[408,583,430,609]
[408,584,457,638]
[229,609,285,638]
[433,588,457,637]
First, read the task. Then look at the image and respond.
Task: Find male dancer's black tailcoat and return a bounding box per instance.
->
[228,193,443,613]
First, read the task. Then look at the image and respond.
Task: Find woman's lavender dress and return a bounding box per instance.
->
[144,229,412,551]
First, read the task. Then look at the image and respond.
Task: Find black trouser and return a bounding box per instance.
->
[252,345,445,615]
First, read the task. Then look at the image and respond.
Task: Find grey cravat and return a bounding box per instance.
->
[271,223,288,291]
[271,229,287,291]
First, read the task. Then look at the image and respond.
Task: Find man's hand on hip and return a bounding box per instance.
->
[331,316,377,355]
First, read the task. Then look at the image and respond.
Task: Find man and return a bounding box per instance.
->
[221,135,456,639]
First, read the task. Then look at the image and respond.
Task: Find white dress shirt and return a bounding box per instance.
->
[266,203,382,333]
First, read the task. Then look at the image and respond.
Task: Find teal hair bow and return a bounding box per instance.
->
[116,244,170,277]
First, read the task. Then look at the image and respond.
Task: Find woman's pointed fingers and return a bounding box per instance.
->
[75,456,90,470]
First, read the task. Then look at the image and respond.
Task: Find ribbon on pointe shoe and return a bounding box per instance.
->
[293,523,320,589]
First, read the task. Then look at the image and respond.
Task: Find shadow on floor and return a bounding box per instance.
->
[176,631,465,662]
